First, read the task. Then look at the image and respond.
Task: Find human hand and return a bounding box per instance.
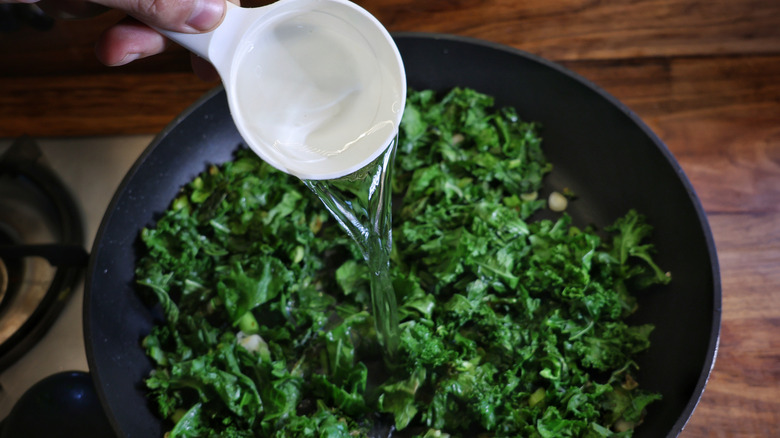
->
[93,0,232,80]
[10,0,233,80]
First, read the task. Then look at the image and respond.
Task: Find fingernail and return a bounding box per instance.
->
[114,53,141,66]
[186,0,225,32]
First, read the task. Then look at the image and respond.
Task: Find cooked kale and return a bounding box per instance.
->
[136,88,668,437]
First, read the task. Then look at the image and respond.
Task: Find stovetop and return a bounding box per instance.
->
[0,135,151,420]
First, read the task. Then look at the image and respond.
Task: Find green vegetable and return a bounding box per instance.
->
[136,88,667,437]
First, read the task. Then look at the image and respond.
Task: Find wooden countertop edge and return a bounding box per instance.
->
[3,51,779,139]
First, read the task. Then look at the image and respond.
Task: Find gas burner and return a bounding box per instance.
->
[0,137,86,371]
[0,258,8,306]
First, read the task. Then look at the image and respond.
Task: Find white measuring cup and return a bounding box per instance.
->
[158,0,406,180]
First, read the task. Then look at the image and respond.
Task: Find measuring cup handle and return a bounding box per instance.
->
[154,1,245,72]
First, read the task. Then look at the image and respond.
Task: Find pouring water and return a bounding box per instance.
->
[158,0,407,355]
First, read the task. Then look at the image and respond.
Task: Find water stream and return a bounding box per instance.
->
[303,138,400,358]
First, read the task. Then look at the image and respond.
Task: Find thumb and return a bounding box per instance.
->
[93,0,226,32]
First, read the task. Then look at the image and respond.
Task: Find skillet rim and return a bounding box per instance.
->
[84,32,722,438]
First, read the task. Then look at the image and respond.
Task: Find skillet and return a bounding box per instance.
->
[84,33,721,438]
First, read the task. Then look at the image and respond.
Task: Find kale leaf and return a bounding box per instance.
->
[136,88,666,437]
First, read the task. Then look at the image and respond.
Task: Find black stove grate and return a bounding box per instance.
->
[0,137,87,371]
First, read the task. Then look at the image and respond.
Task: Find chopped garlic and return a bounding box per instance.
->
[548,191,568,212]
[238,333,263,353]
[520,191,538,201]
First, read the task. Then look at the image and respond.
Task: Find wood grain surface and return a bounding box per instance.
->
[1,0,779,436]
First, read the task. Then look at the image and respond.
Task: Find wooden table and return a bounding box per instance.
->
[1,0,778,435]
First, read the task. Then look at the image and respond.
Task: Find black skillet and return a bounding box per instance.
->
[84,33,721,438]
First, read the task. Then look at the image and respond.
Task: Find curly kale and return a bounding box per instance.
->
[136,88,667,437]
